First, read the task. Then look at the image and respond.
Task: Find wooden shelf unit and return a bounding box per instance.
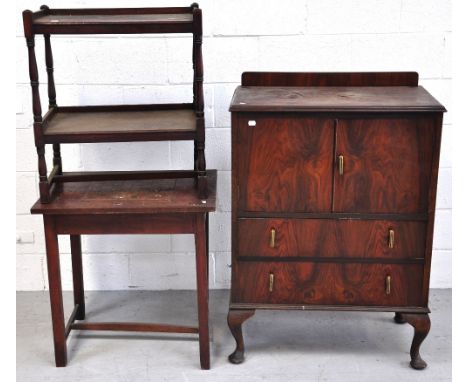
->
[22,3,207,203]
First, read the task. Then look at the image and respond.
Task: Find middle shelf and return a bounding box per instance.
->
[42,104,197,143]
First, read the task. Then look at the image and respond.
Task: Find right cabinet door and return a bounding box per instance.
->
[333,117,436,213]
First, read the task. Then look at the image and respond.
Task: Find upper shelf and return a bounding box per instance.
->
[25,6,199,35]
[42,104,197,144]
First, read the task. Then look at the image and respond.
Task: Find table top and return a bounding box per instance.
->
[230,86,446,113]
[31,170,217,215]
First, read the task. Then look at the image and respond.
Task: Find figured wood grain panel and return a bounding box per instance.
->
[238,218,426,259]
[232,262,424,307]
[333,117,436,213]
[237,115,334,212]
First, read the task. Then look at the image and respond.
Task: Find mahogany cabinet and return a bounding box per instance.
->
[227,72,446,369]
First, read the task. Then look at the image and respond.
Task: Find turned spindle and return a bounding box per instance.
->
[24,10,50,203]
[192,5,207,199]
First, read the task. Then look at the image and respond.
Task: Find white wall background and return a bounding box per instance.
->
[16,0,452,291]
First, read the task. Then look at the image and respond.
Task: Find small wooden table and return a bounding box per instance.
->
[31,171,217,370]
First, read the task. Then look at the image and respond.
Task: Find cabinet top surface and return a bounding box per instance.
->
[31,170,217,215]
[230,86,446,113]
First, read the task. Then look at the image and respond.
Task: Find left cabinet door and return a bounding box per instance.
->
[236,114,334,212]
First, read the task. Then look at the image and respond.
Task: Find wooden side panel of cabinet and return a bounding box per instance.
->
[232,262,424,307]
[237,114,334,213]
[238,218,426,260]
[333,116,436,213]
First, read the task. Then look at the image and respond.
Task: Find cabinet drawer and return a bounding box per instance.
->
[232,262,424,307]
[238,218,426,260]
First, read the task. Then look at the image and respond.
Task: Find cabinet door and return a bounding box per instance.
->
[333,117,435,213]
[237,114,334,212]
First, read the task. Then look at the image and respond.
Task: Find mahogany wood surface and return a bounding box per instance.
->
[333,116,436,213]
[241,71,420,87]
[31,170,216,215]
[230,86,446,113]
[228,72,445,368]
[43,108,197,144]
[70,235,85,320]
[401,313,431,369]
[23,3,208,201]
[195,214,210,369]
[31,7,196,35]
[238,218,426,260]
[232,262,424,307]
[36,190,214,369]
[54,170,198,183]
[69,322,199,334]
[43,216,67,367]
[26,4,213,370]
[237,115,334,212]
[34,13,193,25]
[227,309,255,364]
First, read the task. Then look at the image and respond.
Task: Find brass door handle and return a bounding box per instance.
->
[269,273,274,292]
[388,229,395,249]
[338,155,344,175]
[270,228,276,248]
[385,275,391,295]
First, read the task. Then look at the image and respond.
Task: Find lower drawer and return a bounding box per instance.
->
[231,262,424,307]
[238,218,426,260]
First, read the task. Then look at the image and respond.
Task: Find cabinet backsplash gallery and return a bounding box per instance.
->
[21,3,446,372]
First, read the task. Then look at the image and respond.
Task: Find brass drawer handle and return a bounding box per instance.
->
[385,275,391,295]
[269,273,274,292]
[338,155,344,175]
[270,228,276,248]
[388,229,395,249]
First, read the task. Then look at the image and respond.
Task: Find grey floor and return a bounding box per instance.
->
[17,289,451,382]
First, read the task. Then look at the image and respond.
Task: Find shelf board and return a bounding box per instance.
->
[43,105,197,143]
[31,170,217,215]
[31,8,195,34]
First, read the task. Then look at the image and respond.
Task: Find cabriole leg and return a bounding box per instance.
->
[394,312,406,324]
[401,313,431,370]
[227,309,255,364]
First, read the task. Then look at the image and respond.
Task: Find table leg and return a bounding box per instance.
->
[195,213,210,370]
[205,213,209,277]
[70,235,85,320]
[43,216,67,367]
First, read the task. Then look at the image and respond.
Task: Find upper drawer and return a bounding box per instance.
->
[238,218,426,260]
[235,114,334,213]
